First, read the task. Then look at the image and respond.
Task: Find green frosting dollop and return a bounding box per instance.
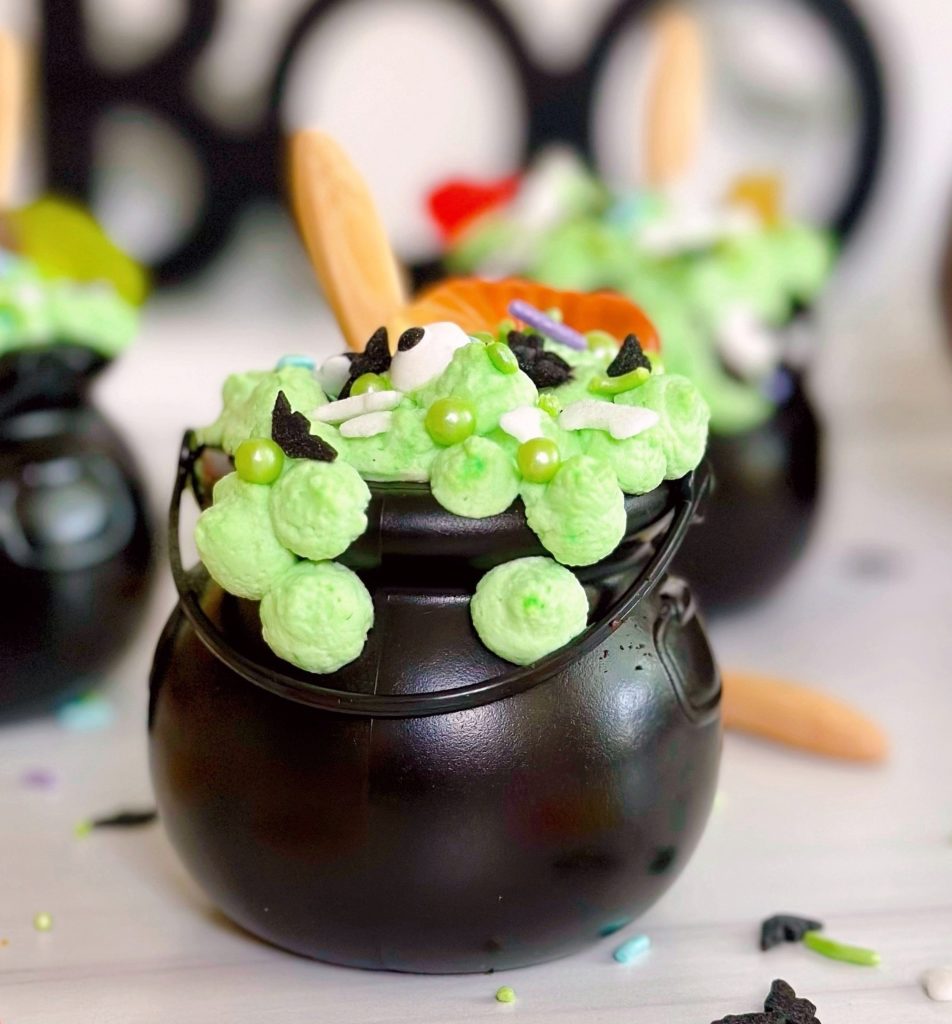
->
[194,473,296,599]
[269,460,370,561]
[200,367,328,454]
[582,430,667,495]
[522,454,626,566]
[470,556,589,665]
[416,341,537,434]
[430,436,519,518]
[617,373,709,480]
[342,402,437,482]
[260,561,374,674]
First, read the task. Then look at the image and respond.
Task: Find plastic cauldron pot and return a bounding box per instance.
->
[0,346,152,718]
[149,435,721,973]
[673,373,821,612]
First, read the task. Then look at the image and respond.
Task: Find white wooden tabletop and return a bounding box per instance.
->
[1,282,951,1023]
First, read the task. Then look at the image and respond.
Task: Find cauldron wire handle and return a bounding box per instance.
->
[168,431,711,718]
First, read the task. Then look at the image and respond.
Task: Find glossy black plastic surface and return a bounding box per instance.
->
[0,348,152,718]
[149,452,721,973]
[673,378,821,612]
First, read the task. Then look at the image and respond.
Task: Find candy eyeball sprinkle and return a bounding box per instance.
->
[317,353,355,399]
[388,322,471,392]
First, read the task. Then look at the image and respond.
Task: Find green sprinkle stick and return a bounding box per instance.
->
[803,930,881,966]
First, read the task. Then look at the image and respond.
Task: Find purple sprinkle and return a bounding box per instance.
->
[508,300,587,352]
[21,768,57,789]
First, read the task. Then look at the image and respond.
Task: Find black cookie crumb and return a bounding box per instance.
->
[398,326,425,351]
[711,1015,784,1024]
[607,333,651,377]
[760,915,824,951]
[710,979,818,1024]
[505,331,572,388]
[764,980,817,1024]
[271,391,337,462]
[339,326,392,398]
[507,329,543,353]
[91,809,158,829]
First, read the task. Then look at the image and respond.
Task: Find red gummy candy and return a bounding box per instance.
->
[427,175,520,240]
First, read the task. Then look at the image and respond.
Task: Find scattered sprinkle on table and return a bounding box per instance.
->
[923,966,952,1001]
[803,929,880,966]
[19,768,56,789]
[612,934,650,964]
[33,912,53,932]
[495,985,516,1004]
[56,693,115,732]
[90,808,159,830]
[760,913,823,951]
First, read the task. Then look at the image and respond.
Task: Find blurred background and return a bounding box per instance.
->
[0,0,947,440]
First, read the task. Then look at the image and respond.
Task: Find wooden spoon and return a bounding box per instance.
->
[0,29,24,208]
[643,5,705,189]
[289,130,407,352]
[722,670,888,763]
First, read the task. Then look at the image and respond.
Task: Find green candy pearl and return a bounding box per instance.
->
[537,393,562,418]
[588,366,651,397]
[586,330,618,360]
[487,341,519,374]
[517,437,561,483]
[425,398,476,446]
[350,372,388,396]
[234,438,284,484]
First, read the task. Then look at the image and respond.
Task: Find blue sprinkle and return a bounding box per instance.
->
[612,934,651,964]
[276,354,315,371]
[56,693,115,732]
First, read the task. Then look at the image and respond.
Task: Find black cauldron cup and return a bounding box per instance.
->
[149,434,721,974]
[673,364,821,612]
[0,344,153,718]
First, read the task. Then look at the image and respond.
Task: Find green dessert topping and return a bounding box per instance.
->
[260,561,374,674]
[522,454,627,566]
[195,313,709,673]
[430,435,519,518]
[424,396,477,446]
[269,460,370,561]
[470,556,589,665]
[234,438,284,485]
[194,475,296,600]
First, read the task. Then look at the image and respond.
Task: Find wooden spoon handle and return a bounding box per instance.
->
[0,30,24,207]
[722,670,888,763]
[289,130,407,351]
[643,5,705,188]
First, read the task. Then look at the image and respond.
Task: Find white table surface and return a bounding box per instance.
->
[2,288,952,1023]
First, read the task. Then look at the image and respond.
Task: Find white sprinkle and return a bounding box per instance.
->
[312,391,402,424]
[499,406,546,444]
[339,411,393,439]
[638,204,757,256]
[714,306,780,381]
[559,400,659,440]
[317,354,353,399]
[924,967,952,1001]
[388,322,470,392]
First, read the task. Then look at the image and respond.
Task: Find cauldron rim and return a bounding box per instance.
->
[171,431,711,719]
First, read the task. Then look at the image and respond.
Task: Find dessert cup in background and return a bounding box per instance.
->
[0,32,152,718]
[424,5,884,611]
[0,346,152,718]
